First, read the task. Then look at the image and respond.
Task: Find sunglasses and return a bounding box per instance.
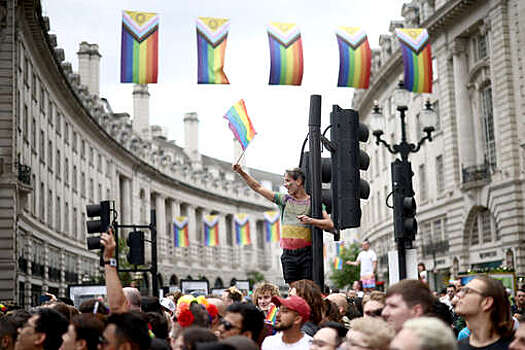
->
[219,318,240,331]
[364,308,383,317]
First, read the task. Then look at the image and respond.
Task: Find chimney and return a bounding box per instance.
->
[132,84,150,139]
[77,42,101,96]
[183,112,201,166]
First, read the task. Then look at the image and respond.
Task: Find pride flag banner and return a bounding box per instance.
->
[336,27,371,88]
[234,214,251,245]
[265,304,278,325]
[335,241,345,256]
[267,22,303,85]
[334,257,343,270]
[395,28,432,93]
[224,99,256,151]
[121,10,159,84]
[264,211,281,243]
[196,17,230,84]
[203,215,219,247]
[173,216,189,248]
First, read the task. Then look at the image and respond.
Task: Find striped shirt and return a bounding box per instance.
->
[273,193,312,250]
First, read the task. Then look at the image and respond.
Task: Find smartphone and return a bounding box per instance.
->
[39,294,51,304]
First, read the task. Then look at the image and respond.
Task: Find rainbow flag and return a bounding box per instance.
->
[334,257,343,270]
[267,22,303,85]
[121,10,159,84]
[173,216,189,248]
[335,241,344,256]
[196,17,230,84]
[336,27,371,88]
[395,28,432,93]
[224,99,256,151]
[234,214,251,245]
[265,304,278,325]
[264,211,280,243]
[203,215,219,247]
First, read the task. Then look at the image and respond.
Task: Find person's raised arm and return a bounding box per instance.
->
[232,163,275,202]
[101,228,129,314]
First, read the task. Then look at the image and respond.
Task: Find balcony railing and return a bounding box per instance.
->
[462,163,490,185]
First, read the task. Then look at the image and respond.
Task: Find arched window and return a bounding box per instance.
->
[480,86,496,168]
[470,208,497,245]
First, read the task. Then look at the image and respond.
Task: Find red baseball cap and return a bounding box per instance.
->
[271,295,311,323]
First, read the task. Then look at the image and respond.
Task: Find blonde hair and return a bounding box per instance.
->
[252,282,280,307]
[349,317,394,350]
[362,291,386,306]
[402,317,458,350]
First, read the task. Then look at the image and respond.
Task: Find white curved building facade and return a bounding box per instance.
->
[1,0,284,306]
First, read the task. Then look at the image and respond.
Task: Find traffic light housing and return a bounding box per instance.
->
[127,230,145,265]
[329,106,370,229]
[86,201,111,250]
[300,152,332,214]
[392,159,417,242]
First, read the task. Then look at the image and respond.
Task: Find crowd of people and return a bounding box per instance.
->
[0,228,524,350]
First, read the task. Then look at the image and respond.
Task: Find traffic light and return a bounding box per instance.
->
[127,230,145,265]
[300,151,332,214]
[329,106,370,229]
[86,201,111,250]
[392,159,417,242]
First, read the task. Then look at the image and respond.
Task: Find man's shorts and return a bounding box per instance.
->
[281,246,312,284]
[361,277,376,289]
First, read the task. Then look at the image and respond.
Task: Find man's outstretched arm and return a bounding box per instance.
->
[232,163,275,202]
[101,228,129,314]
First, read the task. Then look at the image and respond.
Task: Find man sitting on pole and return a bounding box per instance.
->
[233,164,333,284]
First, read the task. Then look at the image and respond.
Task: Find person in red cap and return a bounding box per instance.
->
[261,295,312,350]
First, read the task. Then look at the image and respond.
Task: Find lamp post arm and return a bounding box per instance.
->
[374,134,398,155]
[412,130,434,153]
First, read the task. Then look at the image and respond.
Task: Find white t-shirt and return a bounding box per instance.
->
[357,249,377,276]
[261,332,312,350]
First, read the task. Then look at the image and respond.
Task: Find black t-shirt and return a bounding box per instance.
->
[458,336,512,350]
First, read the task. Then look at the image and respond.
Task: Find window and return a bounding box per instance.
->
[471,208,495,245]
[476,33,489,61]
[98,183,102,201]
[31,73,37,99]
[40,130,45,161]
[64,202,69,233]
[433,101,441,132]
[89,147,94,165]
[433,219,443,240]
[56,150,61,177]
[48,141,53,170]
[89,178,94,201]
[48,101,53,125]
[419,164,427,201]
[73,207,78,239]
[16,91,20,133]
[64,157,69,185]
[56,196,61,231]
[81,172,86,197]
[23,105,28,139]
[31,118,36,146]
[81,139,85,159]
[47,189,53,225]
[40,182,45,220]
[436,155,444,193]
[97,154,102,172]
[23,56,29,86]
[106,159,111,178]
[72,132,77,153]
[481,86,496,168]
[56,112,61,135]
[481,210,492,243]
[32,174,36,214]
[40,86,45,113]
[64,122,69,144]
[72,166,77,189]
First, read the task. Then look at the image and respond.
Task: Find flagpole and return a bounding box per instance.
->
[236,147,247,165]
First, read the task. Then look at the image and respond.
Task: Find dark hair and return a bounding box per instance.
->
[225,287,242,303]
[221,335,259,350]
[34,308,69,350]
[107,312,151,350]
[144,312,169,340]
[386,279,434,315]
[321,299,341,323]
[418,263,426,270]
[142,297,162,314]
[318,321,348,346]
[0,315,16,340]
[5,309,31,330]
[150,338,171,350]
[57,297,75,306]
[181,327,217,350]
[447,284,456,291]
[476,276,514,338]
[428,300,453,326]
[48,301,78,321]
[285,168,305,184]
[71,314,104,350]
[195,343,235,350]
[190,303,211,328]
[290,279,324,325]
[79,299,109,315]
[225,303,264,341]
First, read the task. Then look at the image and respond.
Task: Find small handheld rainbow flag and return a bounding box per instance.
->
[334,257,343,270]
[395,28,432,93]
[224,99,256,151]
[336,27,371,89]
[335,241,344,256]
[196,17,230,84]
[203,215,219,247]
[267,22,303,85]
[234,214,251,245]
[264,211,280,243]
[265,304,278,325]
[173,216,189,248]
[121,10,159,84]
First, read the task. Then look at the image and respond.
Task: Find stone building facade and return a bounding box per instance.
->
[0,0,284,306]
[352,0,525,287]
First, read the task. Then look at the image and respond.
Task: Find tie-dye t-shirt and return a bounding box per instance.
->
[273,193,312,250]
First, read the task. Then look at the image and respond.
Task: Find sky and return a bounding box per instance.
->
[41,0,406,175]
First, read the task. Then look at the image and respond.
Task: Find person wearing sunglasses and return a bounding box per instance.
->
[215,303,264,343]
[455,276,514,350]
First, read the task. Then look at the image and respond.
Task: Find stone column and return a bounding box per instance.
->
[154,193,166,261]
[120,176,131,227]
[133,85,151,139]
[452,38,477,169]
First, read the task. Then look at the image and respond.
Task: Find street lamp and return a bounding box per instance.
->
[370,81,437,280]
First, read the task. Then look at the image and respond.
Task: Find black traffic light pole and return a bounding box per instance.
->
[309,95,324,289]
[115,209,159,297]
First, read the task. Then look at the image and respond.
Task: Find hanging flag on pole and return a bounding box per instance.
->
[264,211,281,243]
[121,10,159,84]
[336,27,371,88]
[224,99,256,151]
[173,216,189,248]
[203,215,219,247]
[395,28,432,93]
[234,214,251,245]
[267,22,304,85]
[196,17,230,84]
